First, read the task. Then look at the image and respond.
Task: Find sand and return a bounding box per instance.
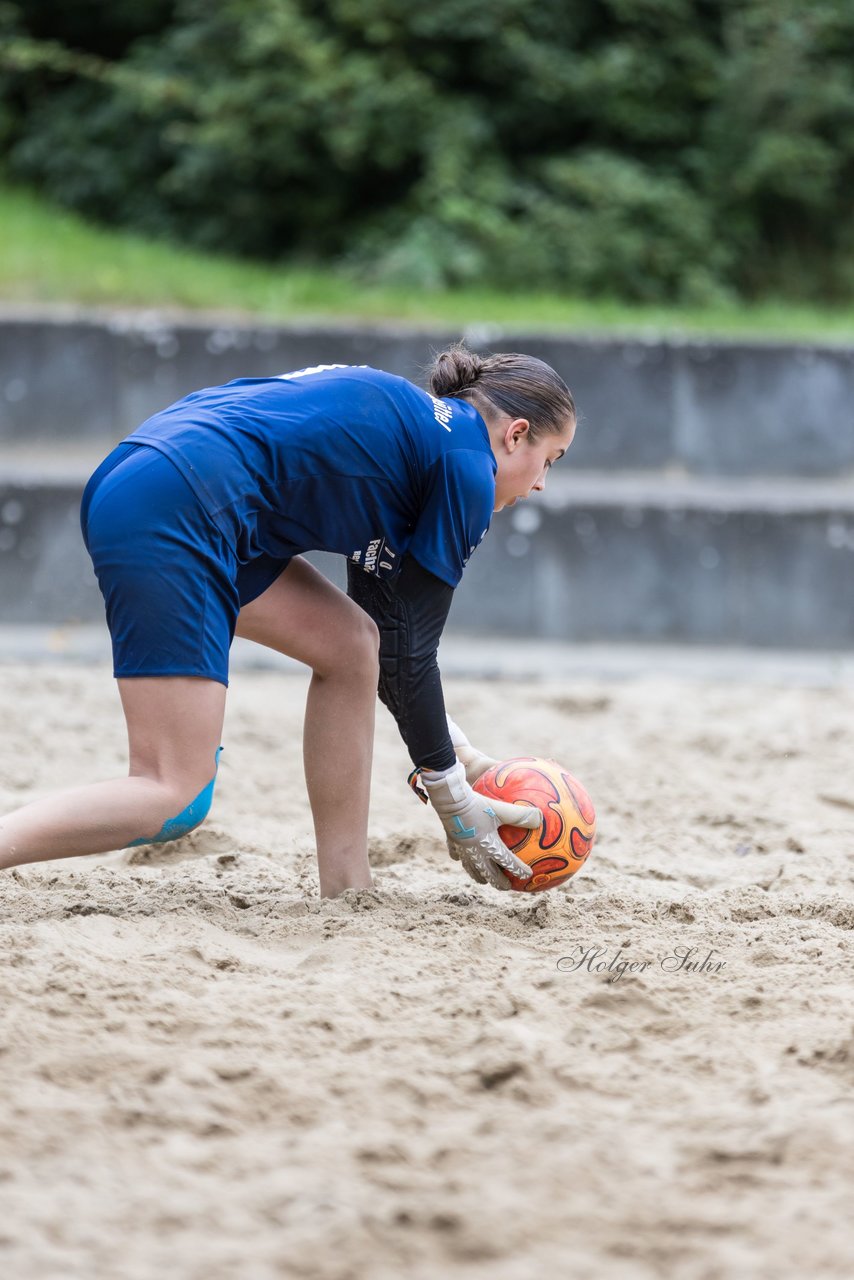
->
[1,660,853,1280]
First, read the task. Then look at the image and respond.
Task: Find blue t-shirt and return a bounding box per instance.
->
[125,364,496,588]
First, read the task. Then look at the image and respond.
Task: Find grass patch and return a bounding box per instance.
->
[2,181,854,341]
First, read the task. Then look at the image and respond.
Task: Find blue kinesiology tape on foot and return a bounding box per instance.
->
[125,746,223,849]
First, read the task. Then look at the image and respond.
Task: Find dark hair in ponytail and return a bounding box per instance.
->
[427,341,576,442]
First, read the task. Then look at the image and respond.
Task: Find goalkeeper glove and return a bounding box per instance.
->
[419,759,541,891]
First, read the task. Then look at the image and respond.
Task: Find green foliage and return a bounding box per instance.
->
[703,0,854,296]
[1,0,853,301]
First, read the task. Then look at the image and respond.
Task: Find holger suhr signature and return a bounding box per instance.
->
[557,945,726,983]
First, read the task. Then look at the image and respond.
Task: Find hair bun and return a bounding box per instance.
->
[424,344,576,444]
[428,343,484,397]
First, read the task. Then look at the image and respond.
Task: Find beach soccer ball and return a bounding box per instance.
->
[473,757,596,892]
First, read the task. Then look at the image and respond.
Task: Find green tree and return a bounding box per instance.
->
[1,0,852,300]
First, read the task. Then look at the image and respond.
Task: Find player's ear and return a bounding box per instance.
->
[504,418,530,451]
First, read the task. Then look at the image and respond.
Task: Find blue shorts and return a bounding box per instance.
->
[80,443,290,686]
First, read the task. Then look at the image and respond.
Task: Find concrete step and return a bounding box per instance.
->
[456,472,854,648]
[1,467,852,647]
[1,309,853,478]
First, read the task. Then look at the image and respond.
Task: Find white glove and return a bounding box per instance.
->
[446,715,498,785]
[420,758,542,891]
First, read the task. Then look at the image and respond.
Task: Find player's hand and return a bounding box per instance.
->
[420,759,541,891]
[446,715,499,786]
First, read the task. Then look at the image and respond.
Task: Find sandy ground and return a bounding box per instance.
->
[1,661,853,1280]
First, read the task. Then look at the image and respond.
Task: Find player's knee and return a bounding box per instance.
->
[352,610,380,679]
[359,611,380,658]
[126,749,222,848]
[317,607,379,682]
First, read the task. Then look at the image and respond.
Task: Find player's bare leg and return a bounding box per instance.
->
[0,677,226,869]
[235,557,377,897]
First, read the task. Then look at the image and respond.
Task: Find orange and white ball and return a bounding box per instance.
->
[473,756,596,892]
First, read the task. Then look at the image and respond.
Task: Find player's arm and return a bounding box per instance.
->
[346,555,539,889]
[346,553,455,770]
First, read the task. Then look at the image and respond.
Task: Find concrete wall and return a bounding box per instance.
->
[1,311,852,476]
[1,311,853,647]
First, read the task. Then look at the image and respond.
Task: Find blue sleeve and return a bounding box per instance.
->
[407,449,495,587]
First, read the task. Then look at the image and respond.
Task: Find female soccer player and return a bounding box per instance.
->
[0,345,576,895]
